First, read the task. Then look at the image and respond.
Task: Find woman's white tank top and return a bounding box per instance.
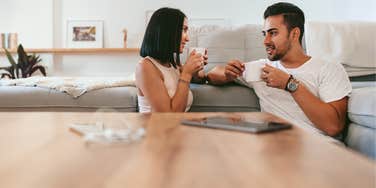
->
[137,56,193,113]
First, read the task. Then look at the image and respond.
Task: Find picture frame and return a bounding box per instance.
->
[66,20,103,48]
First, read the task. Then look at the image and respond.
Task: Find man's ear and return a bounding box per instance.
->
[292,27,300,41]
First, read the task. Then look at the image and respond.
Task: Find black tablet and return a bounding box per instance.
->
[181,116,291,133]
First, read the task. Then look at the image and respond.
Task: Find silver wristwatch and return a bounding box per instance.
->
[285,75,299,93]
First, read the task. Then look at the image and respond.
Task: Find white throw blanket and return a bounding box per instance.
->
[0,74,136,98]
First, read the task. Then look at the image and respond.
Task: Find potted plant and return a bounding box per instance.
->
[0,44,46,79]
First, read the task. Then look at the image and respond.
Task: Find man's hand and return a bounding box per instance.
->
[224,60,245,82]
[261,64,290,89]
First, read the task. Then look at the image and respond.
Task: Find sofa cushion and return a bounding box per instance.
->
[186,25,266,64]
[0,86,51,107]
[346,123,376,159]
[244,24,266,61]
[348,87,376,128]
[189,84,260,112]
[0,86,138,112]
[197,26,246,63]
[351,81,376,89]
[305,21,376,76]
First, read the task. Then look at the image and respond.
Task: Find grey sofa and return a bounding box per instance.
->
[0,82,375,160]
[0,86,138,112]
[346,86,376,159]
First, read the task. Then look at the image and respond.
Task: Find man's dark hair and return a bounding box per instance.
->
[264,2,305,44]
[140,7,186,68]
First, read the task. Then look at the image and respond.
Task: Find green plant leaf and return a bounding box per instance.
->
[15,66,20,78]
[0,67,10,74]
[0,66,15,79]
[3,44,46,79]
[30,65,46,76]
[1,73,13,79]
[10,66,16,79]
[17,44,28,68]
[3,48,17,66]
[34,54,41,63]
[27,54,42,70]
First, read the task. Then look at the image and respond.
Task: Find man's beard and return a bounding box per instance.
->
[266,41,291,61]
[268,52,284,61]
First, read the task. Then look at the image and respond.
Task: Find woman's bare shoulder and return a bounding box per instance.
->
[136,58,155,72]
[136,57,163,79]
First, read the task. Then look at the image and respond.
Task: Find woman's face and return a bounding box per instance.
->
[180,18,189,53]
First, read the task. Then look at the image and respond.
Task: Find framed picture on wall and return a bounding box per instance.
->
[66,20,103,48]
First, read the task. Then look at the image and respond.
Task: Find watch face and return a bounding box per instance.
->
[287,82,298,92]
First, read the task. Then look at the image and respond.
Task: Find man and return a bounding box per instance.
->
[206,2,352,137]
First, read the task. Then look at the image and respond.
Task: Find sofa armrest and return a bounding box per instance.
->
[348,86,376,128]
[346,86,376,159]
[351,81,376,89]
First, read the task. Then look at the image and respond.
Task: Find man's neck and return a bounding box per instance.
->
[280,47,311,69]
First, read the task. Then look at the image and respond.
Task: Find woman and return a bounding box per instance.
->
[136,7,207,113]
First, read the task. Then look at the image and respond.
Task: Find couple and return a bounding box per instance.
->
[135,3,352,138]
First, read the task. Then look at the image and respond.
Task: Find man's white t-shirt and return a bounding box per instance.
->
[240,57,352,135]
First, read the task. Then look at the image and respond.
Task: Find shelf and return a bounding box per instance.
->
[0,48,140,55]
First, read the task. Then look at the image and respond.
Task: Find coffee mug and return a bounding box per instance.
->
[188,47,206,56]
[243,60,266,82]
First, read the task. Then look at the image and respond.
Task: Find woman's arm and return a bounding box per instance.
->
[136,55,203,112]
[191,70,207,84]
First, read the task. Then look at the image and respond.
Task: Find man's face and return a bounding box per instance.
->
[262,15,292,61]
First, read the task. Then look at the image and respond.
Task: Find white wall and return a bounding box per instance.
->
[0,0,54,74]
[1,0,375,76]
[0,0,53,48]
[56,0,376,48]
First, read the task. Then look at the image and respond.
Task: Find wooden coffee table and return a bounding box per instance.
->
[0,112,374,188]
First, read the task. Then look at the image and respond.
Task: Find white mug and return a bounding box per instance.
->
[188,47,206,56]
[243,60,266,82]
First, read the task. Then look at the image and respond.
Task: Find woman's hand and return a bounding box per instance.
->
[203,49,208,66]
[181,50,204,79]
[191,49,208,83]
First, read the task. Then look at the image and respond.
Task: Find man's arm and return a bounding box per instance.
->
[291,84,348,136]
[262,64,347,136]
[191,70,207,84]
[206,65,230,85]
[206,60,245,85]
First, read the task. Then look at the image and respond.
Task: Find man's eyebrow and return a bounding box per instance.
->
[262,28,278,33]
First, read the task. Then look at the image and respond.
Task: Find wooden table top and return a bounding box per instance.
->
[0,112,374,188]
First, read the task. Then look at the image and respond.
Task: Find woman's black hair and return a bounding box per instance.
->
[140,7,186,68]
